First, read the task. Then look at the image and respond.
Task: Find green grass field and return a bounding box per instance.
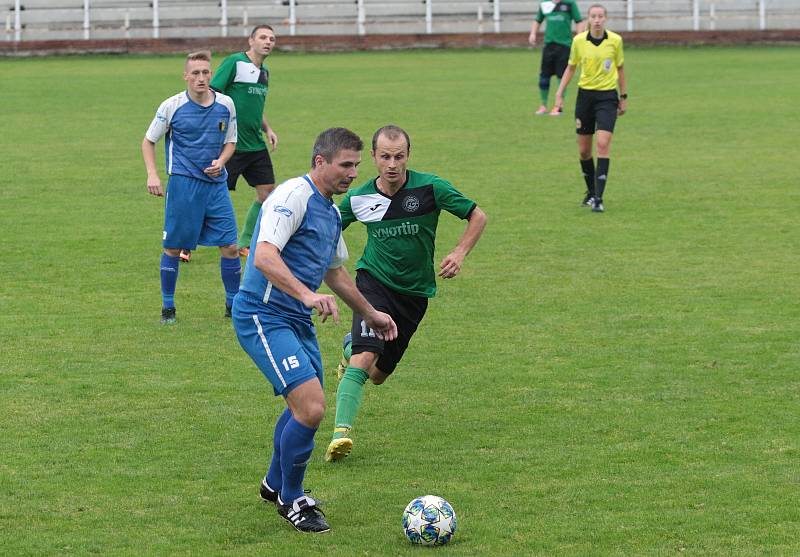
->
[1,45,798,555]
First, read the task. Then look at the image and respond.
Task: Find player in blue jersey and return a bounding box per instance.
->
[142,51,242,324]
[232,127,398,533]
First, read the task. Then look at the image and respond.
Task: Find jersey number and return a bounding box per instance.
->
[281,355,300,371]
[360,320,377,339]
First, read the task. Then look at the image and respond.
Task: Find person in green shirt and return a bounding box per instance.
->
[210,24,279,258]
[324,125,487,463]
[529,0,585,115]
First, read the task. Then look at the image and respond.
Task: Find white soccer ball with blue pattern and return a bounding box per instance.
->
[402,495,457,546]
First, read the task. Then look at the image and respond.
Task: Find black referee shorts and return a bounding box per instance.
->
[350,269,428,375]
[225,149,275,191]
[540,42,571,79]
[575,88,619,135]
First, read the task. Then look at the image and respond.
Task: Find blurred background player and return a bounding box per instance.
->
[142,51,241,323]
[325,125,486,462]
[555,3,627,212]
[232,128,397,533]
[529,0,585,116]
[179,25,279,264]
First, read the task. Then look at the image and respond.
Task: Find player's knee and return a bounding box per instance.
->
[596,139,612,156]
[538,74,551,90]
[297,399,326,427]
[220,244,239,258]
[351,351,378,371]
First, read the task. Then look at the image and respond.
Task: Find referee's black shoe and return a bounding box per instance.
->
[277,494,331,533]
[592,198,605,213]
[581,193,595,207]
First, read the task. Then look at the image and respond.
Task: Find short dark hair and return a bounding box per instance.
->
[311,128,363,168]
[371,125,411,153]
[250,24,274,37]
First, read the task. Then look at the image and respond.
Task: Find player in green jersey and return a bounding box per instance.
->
[529,0,585,116]
[555,3,627,212]
[210,24,279,258]
[324,125,487,462]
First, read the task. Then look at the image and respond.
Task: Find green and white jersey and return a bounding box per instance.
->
[339,169,477,298]
[210,52,269,152]
[535,0,583,47]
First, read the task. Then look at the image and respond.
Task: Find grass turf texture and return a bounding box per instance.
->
[1,46,798,555]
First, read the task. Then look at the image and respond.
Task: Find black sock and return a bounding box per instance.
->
[595,158,610,200]
[580,158,595,196]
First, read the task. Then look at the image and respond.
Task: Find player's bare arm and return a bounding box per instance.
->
[141,138,163,197]
[529,21,540,46]
[323,266,398,341]
[617,66,627,116]
[254,241,340,322]
[554,64,577,110]
[439,206,487,279]
[263,118,278,151]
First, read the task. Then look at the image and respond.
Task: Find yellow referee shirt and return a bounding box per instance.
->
[568,30,624,91]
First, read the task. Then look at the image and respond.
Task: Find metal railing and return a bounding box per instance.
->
[5,0,800,41]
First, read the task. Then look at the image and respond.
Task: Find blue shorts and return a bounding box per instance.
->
[232,294,323,397]
[163,174,238,250]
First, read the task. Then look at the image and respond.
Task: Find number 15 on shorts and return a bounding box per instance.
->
[281,355,300,371]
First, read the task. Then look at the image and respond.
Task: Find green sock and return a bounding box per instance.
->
[332,366,369,439]
[539,86,549,106]
[239,201,262,249]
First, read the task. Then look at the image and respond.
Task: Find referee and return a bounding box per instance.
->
[555,3,627,213]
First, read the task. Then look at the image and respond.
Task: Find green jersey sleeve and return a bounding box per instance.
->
[210,55,235,93]
[338,192,356,230]
[432,177,476,220]
[535,4,545,23]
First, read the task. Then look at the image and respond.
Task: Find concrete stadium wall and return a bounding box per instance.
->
[1,29,799,56]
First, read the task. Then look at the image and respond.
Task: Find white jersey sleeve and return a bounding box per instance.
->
[144,93,182,143]
[257,179,311,251]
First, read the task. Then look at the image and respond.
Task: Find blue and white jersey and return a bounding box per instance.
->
[239,175,348,318]
[145,90,237,184]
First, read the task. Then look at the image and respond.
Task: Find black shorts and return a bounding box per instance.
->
[574,88,619,135]
[350,269,428,375]
[225,149,275,191]
[540,42,571,79]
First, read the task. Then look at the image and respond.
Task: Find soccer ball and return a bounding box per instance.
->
[402,495,457,546]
